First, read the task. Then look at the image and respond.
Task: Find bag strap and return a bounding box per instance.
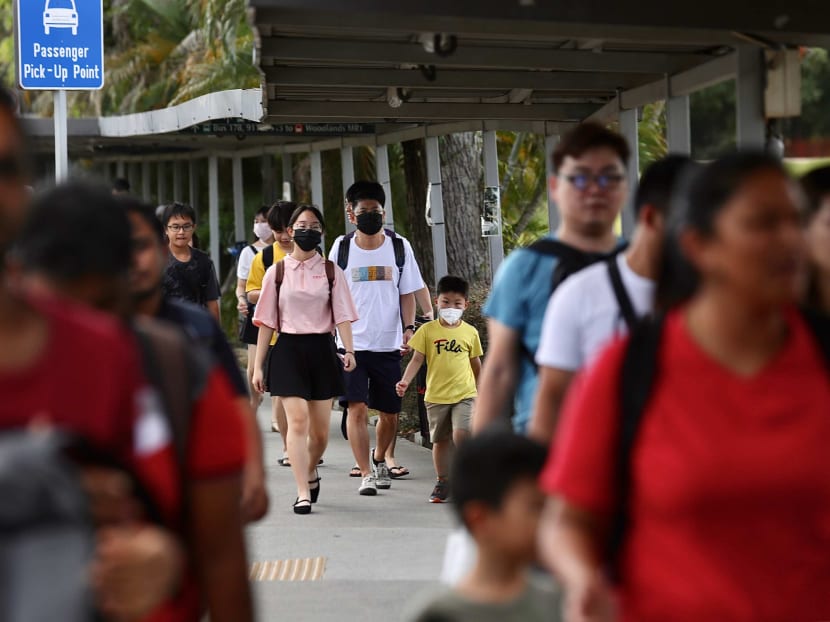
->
[336,234,352,272]
[274,260,285,332]
[325,259,336,328]
[801,307,830,369]
[606,257,639,331]
[263,244,275,269]
[608,315,664,580]
[386,230,406,279]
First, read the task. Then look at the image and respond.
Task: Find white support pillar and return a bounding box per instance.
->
[53,90,68,182]
[545,134,561,234]
[141,161,152,203]
[736,44,767,150]
[156,162,167,205]
[667,95,692,155]
[310,150,325,251]
[341,146,356,233]
[483,130,505,275]
[425,136,448,285]
[232,156,245,242]
[173,161,184,202]
[208,156,220,270]
[281,152,293,200]
[376,144,395,230]
[188,159,198,209]
[619,108,639,239]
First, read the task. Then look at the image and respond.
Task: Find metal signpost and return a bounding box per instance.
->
[15,0,104,181]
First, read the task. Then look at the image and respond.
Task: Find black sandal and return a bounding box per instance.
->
[309,470,321,504]
[293,498,312,515]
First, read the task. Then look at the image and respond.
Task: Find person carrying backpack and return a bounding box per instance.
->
[475,123,631,435]
[252,205,359,514]
[538,152,830,622]
[529,156,695,444]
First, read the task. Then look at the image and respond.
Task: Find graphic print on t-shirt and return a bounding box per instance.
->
[433,338,464,355]
[350,266,394,282]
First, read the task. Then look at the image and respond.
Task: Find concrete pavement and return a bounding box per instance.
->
[247,403,455,622]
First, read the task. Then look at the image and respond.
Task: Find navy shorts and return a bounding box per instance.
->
[341,350,402,414]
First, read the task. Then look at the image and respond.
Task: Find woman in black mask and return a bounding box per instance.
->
[252,205,359,514]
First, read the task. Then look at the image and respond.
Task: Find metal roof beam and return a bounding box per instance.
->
[260,38,704,74]
[265,67,647,92]
[264,101,599,122]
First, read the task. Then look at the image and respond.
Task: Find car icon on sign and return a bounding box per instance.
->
[43,0,79,36]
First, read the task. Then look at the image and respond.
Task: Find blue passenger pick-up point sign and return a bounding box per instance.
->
[16,0,104,90]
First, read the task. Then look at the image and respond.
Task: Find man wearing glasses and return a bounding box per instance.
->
[161,202,222,322]
[474,123,630,437]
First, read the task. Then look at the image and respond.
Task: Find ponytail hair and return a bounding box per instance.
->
[655,151,788,312]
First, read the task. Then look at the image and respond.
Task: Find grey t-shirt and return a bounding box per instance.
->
[404,576,561,622]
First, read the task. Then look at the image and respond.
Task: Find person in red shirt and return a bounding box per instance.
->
[538,152,830,622]
[14,181,253,622]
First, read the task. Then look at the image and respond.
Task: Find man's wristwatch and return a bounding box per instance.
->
[404,324,415,333]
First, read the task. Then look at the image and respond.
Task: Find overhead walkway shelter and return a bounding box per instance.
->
[21,2,830,283]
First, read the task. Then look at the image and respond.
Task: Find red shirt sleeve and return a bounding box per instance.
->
[539,337,628,514]
[187,368,247,479]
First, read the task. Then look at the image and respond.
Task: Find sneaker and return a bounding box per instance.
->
[429,480,449,504]
[374,461,392,490]
[359,475,378,496]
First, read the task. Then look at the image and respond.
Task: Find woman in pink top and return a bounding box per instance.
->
[252,205,358,514]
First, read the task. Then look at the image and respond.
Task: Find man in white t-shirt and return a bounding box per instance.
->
[529,156,695,444]
[329,181,426,496]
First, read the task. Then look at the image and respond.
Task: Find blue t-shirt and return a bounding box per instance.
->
[483,239,561,433]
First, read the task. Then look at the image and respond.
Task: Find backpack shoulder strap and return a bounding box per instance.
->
[608,314,664,579]
[388,231,406,278]
[606,256,639,331]
[801,307,830,369]
[325,259,336,327]
[336,233,354,271]
[274,260,285,332]
[263,244,275,269]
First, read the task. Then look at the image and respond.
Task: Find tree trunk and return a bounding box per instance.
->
[440,133,490,287]
[401,138,435,288]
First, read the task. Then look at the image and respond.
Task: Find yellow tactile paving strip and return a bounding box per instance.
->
[249,557,327,582]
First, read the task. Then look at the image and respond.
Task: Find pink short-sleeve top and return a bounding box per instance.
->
[253,253,359,334]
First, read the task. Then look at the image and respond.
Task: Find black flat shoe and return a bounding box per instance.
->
[293,498,312,515]
[309,470,321,504]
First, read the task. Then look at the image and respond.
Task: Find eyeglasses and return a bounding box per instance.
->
[167,223,194,232]
[561,172,625,191]
[293,223,322,232]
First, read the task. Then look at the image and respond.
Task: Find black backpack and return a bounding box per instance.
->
[336,229,406,284]
[607,307,830,578]
[519,239,626,367]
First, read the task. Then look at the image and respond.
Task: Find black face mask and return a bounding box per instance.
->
[292,229,322,252]
[356,211,384,235]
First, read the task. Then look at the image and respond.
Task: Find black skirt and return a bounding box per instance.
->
[267,333,344,400]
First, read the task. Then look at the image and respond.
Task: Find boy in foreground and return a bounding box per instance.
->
[404,430,560,621]
[396,276,482,503]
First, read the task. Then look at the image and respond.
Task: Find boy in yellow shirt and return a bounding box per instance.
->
[397,276,483,503]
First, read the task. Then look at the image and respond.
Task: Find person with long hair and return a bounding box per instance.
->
[800,166,830,314]
[252,205,359,514]
[538,152,830,621]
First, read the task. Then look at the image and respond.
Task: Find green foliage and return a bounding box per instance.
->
[638,101,668,170]
[690,81,737,159]
[497,132,549,253]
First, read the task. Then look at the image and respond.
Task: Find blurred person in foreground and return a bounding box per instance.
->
[539,153,830,622]
[15,182,254,622]
[404,430,559,622]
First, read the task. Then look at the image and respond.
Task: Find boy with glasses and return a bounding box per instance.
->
[161,202,221,322]
[475,123,630,436]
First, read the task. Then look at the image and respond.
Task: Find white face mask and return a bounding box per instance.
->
[438,308,463,325]
[253,222,272,241]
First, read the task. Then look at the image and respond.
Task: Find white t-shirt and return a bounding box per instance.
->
[236,244,262,280]
[535,253,655,371]
[328,234,424,352]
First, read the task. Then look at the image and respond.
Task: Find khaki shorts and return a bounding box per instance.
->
[425,398,474,443]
